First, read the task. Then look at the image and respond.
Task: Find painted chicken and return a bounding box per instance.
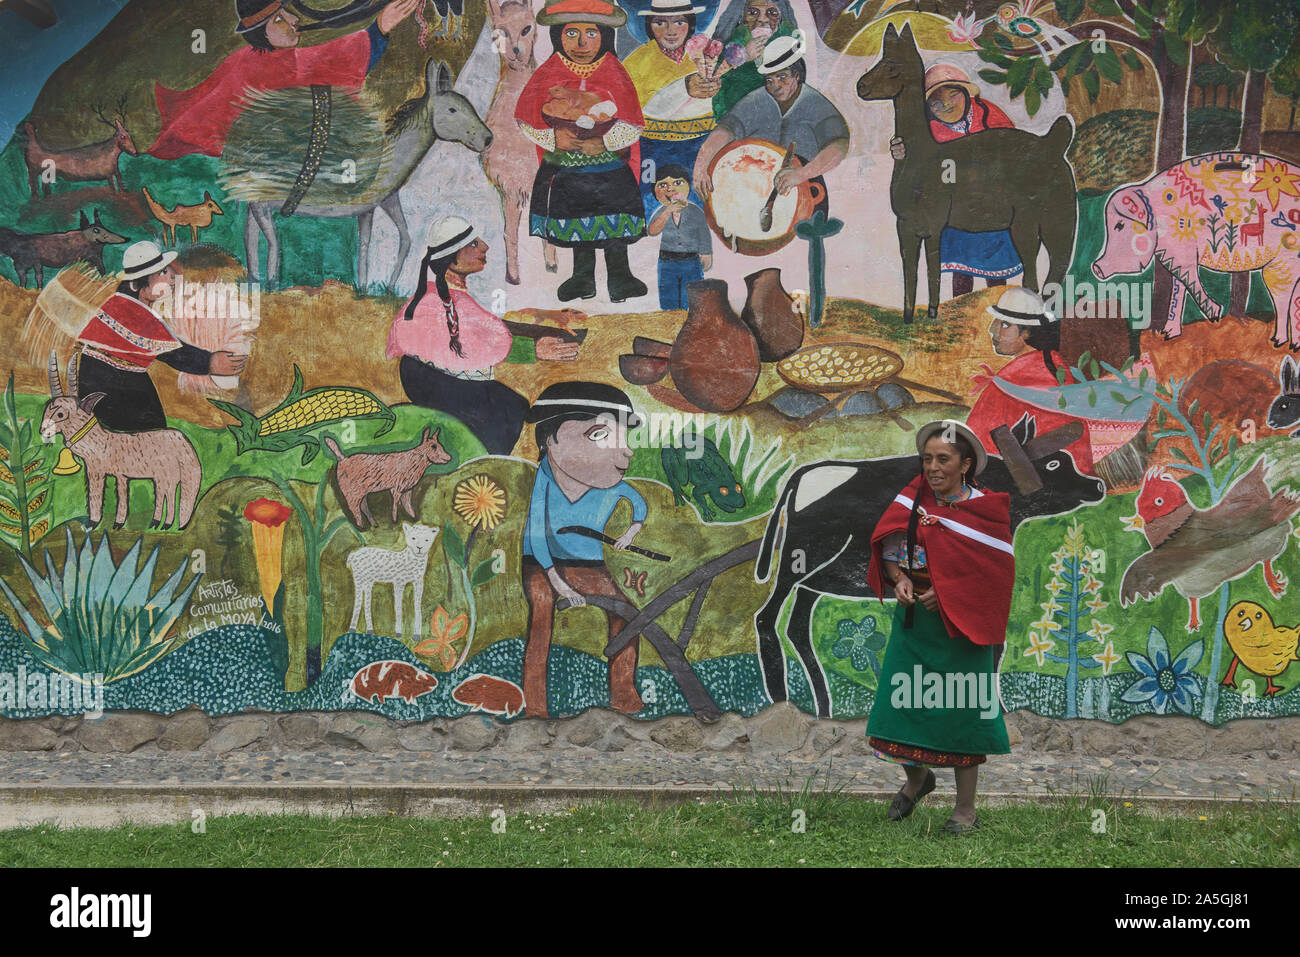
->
[1222,600,1300,696]
[1120,459,1299,632]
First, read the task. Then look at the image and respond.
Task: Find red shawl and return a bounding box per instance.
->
[78,294,181,368]
[148,31,371,159]
[929,98,1013,143]
[514,53,643,171]
[868,475,1014,646]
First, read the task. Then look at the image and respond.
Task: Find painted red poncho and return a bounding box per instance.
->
[966,350,1095,474]
[868,475,1014,647]
[77,293,181,368]
[928,98,1013,143]
[148,31,371,159]
[514,53,643,172]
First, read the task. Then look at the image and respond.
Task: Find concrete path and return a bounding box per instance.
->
[1,748,1296,827]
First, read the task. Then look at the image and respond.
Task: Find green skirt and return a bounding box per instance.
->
[866,601,1010,761]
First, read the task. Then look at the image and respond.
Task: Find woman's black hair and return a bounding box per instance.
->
[648,13,696,37]
[1024,321,1060,376]
[115,276,147,298]
[918,429,978,485]
[243,24,275,52]
[404,247,465,359]
[550,23,616,60]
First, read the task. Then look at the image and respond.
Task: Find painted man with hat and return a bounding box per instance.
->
[888,63,1020,298]
[514,0,649,302]
[148,0,422,159]
[865,417,1013,834]
[74,241,248,432]
[692,30,848,215]
[965,287,1095,473]
[520,381,650,717]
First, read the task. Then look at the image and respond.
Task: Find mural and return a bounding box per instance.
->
[1,0,1299,728]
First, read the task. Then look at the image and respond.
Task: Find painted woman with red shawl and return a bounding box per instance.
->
[865,419,1012,835]
[515,0,648,302]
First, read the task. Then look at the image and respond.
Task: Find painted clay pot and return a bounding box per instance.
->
[619,354,669,385]
[740,267,804,362]
[669,279,760,413]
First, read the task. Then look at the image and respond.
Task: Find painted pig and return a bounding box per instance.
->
[1092,152,1300,348]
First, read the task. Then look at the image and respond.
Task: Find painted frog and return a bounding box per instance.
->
[661,435,744,521]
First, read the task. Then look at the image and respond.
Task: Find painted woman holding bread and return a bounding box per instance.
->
[514,0,648,303]
[865,419,1012,835]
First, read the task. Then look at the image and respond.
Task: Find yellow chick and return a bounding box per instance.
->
[1222,601,1300,697]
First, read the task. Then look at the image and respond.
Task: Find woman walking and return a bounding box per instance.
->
[387,216,579,455]
[865,419,1013,834]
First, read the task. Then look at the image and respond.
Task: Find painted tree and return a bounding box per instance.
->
[1028,519,1109,718]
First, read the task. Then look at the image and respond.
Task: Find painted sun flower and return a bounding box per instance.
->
[1248,159,1300,211]
[1120,626,1203,715]
[452,475,507,530]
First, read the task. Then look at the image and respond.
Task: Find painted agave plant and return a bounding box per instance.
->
[0,527,202,683]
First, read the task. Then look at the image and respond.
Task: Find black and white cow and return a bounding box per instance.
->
[753,416,1107,717]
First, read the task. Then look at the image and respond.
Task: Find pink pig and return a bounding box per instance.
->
[1091,151,1300,348]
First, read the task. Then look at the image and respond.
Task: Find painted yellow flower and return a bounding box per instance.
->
[1170,205,1198,242]
[452,474,508,530]
[1249,159,1300,211]
[1092,641,1122,675]
[1025,631,1055,666]
[244,498,292,616]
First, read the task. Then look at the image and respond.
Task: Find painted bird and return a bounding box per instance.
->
[1119,459,1300,632]
[1222,600,1300,697]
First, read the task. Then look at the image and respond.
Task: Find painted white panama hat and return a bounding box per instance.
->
[986,286,1057,327]
[757,31,806,74]
[120,240,178,280]
[425,215,478,258]
[916,418,988,476]
[638,0,705,16]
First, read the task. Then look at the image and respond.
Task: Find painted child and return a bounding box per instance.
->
[520,382,649,718]
[646,164,712,310]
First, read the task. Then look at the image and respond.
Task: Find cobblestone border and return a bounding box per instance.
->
[0,705,1295,759]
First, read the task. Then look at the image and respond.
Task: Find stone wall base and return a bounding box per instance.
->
[0,706,1294,759]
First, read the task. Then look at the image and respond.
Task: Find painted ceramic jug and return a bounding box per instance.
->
[670,279,760,413]
[740,267,804,362]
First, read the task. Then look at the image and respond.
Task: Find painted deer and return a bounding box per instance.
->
[482,0,556,284]
[23,95,138,197]
[40,353,202,530]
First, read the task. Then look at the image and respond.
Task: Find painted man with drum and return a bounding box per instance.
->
[691,32,848,217]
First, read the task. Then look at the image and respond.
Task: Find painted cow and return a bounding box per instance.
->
[1092,152,1300,348]
[753,416,1106,718]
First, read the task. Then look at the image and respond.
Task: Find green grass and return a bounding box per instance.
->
[2,792,1297,867]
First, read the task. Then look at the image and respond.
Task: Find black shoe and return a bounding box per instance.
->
[887,769,936,821]
[942,813,980,835]
[558,249,597,302]
[604,244,647,303]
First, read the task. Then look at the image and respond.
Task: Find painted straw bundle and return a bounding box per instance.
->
[157,287,257,396]
[218,86,393,206]
[20,262,119,365]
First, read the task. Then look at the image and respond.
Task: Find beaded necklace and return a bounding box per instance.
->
[560,53,605,80]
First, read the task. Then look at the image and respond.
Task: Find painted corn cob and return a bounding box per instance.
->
[209,365,395,465]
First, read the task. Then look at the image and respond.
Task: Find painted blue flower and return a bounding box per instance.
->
[1119,626,1203,715]
[832,615,884,675]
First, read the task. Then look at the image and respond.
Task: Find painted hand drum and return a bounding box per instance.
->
[704,138,825,256]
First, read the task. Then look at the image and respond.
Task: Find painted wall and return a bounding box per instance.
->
[0,0,1298,727]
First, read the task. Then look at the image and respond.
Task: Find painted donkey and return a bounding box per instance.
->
[856,23,1078,322]
[753,416,1106,717]
[225,59,492,290]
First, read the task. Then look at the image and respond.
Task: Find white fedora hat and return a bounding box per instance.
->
[916,418,988,476]
[986,286,1057,327]
[638,0,705,15]
[425,215,478,259]
[120,240,178,280]
[757,31,806,74]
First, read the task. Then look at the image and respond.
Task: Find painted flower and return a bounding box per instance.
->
[1119,626,1203,715]
[1248,159,1300,211]
[945,12,984,44]
[452,475,507,531]
[832,614,884,675]
[244,498,292,616]
[415,606,469,670]
[1024,629,1055,666]
[1092,641,1122,675]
